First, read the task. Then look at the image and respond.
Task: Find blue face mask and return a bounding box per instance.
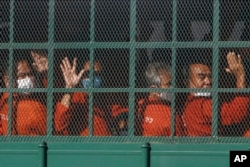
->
[81,76,103,88]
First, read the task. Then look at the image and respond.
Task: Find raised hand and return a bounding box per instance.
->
[225,52,245,88]
[60,57,85,88]
[31,51,48,73]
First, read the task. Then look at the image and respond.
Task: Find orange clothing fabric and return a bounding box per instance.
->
[244,130,250,137]
[0,93,47,135]
[182,95,249,136]
[137,97,171,136]
[54,92,110,136]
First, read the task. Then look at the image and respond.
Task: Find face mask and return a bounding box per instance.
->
[194,92,211,97]
[17,77,34,89]
[82,76,103,88]
[160,92,172,102]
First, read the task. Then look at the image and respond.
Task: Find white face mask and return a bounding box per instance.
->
[17,77,34,89]
[160,92,172,102]
[193,92,211,97]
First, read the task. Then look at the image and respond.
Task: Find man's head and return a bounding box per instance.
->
[145,62,172,101]
[146,62,171,88]
[3,59,35,89]
[83,60,102,74]
[188,63,212,89]
[81,60,103,88]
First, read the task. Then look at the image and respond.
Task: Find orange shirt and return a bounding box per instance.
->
[0,93,47,135]
[182,95,249,136]
[136,97,171,136]
[54,92,110,136]
[142,103,171,136]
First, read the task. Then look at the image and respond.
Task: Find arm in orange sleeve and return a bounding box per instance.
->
[80,111,111,136]
[201,96,249,126]
[16,100,47,135]
[200,98,213,121]
[54,102,72,135]
[93,107,111,136]
[54,92,88,135]
[220,96,249,125]
[0,118,2,135]
[93,115,111,136]
[29,103,47,135]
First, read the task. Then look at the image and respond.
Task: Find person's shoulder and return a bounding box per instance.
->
[18,99,46,111]
[111,104,128,118]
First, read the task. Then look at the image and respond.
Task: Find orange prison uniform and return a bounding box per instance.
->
[244,130,250,137]
[54,92,110,136]
[0,93,47,135]
[182,95,249,136]
[137,97,171,136]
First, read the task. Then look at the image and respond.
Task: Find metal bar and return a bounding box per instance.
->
[47,0,55,137]
[170,0,178,137]
[128,0,136,137]
[141,143,151,167]
[7,0,15,137]
[38,142,47,167]
[2,41,250,50]
[88,0,96,136]
[212,0,220,138]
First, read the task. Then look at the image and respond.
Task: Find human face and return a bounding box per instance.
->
[158,69,171,88]
[189,64,212,89]
[83,61,101,74]
[16,60,35,89]
[17,60,33,80]
[2,61,34,88]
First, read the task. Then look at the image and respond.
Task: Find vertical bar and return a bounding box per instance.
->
[38,142,47,167]
[170,0,178,137]
[141,143,151,167]
[47,0,55,136]
[88,0,95,136]
[128,0,136,136]
[212,0,220,137]
[7,0,15,136]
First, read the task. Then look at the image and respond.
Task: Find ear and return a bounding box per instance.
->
[3,76,9,88]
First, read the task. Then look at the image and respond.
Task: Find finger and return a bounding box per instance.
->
[77,69,85,80]
[65,57,71,69]
[60,64,66,73]
[237,54,242,64]
[62,57,70,70]
[227,52,237,68]
[225,68,231,73]
[72,58,77,72]
[31,51,39,62]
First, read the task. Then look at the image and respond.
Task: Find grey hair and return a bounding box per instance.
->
[145,62,171,87]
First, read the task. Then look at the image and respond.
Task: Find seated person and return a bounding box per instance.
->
[54,57,110,136]
[182,52,249,136]
[136,62,172,136]
[111,104,128,136]
[0,58,47,135]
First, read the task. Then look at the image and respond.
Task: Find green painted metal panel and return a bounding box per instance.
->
[0,143,40,167]
[48,143,142,167]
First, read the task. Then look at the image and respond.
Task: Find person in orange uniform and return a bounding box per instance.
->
[54,57,110,136]
[136,62,172,136]
[111,104,129,136]
[182,52,249,136]
[0,58,47,135]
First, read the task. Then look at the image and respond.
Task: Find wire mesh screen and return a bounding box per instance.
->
[1,0,250,143]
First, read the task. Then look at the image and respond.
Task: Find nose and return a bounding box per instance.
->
[204,76,212,87]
